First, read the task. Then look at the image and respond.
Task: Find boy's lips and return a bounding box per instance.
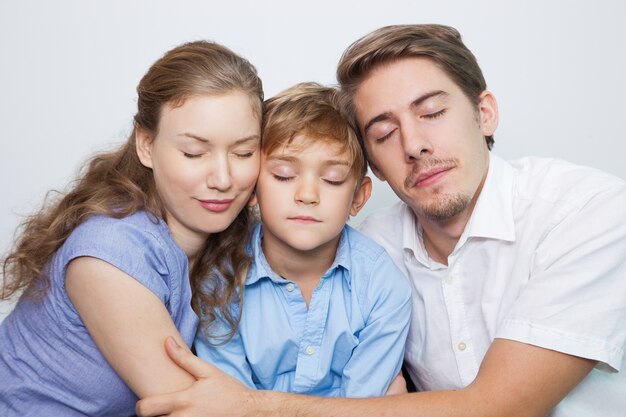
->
[198,198,234,213]
[288,215,321,223]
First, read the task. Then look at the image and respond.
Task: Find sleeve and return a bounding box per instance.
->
[57,215,173,324]
[497,184,626,372]
[193,314,257,389]
[341,250,412,397]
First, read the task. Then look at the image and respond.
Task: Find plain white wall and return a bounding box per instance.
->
[2,0,625,321]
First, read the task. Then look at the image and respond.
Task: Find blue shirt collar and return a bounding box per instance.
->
[246,223,352,288]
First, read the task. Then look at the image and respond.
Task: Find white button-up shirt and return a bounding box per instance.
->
[359,154,626,416]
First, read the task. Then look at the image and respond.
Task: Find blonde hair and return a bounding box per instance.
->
[262,82,366,182]
[2,40,263,340]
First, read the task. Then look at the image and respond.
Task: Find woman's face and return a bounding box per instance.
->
[136,92,261,255]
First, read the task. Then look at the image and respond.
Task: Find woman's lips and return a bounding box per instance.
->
[198,199,234,213]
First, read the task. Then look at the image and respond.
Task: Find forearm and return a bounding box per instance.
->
[250,389,474,417]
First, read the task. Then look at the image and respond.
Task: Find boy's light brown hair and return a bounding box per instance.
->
[262,82,367,182]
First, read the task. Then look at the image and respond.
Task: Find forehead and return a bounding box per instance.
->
[265,133,350,158]
[353,57,460,124]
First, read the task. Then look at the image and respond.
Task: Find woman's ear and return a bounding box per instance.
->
[349,176,373,217]
[247,191,258,207]
[135,126,154,168]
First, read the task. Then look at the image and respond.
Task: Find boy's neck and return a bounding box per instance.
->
[261,233,341,306]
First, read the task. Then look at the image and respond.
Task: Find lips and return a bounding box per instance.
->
[198,198,234,213]
[288,215,321,224]
[406,165,454,189]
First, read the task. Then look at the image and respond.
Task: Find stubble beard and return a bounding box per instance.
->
[414,191,471,222]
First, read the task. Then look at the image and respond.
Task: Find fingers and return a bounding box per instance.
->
[165,336,216,379]
[135,392,175,416]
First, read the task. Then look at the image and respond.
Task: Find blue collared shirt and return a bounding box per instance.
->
[195,223,411,397]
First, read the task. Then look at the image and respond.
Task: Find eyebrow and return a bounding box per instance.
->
[362,90,449,135]
[178,133,260,144]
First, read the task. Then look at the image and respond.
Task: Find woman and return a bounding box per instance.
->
[0,40,263,416]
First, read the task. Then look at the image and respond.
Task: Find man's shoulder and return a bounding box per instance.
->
[508,156,626,205]
[357,201,409,246]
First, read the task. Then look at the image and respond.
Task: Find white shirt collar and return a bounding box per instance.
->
[400,153,516,266]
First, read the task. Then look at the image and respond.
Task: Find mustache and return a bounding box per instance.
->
[404,158,458,188]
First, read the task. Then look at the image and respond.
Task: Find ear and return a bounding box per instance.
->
[135,126,155,168]
[478,90,499,137]
[247,191,258,207]
[349,176,373,217]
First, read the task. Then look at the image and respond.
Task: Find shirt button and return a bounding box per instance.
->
[286,283,295,292]
[305,346,315,355]
[444,275,454,285]
[458,342,467,351]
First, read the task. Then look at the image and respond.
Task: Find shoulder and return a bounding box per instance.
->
[510,156,626,206]
[60,211,185,281]
[344,225,411,299]
[357,201,409,251]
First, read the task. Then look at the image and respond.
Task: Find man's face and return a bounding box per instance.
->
[353,57,497,224]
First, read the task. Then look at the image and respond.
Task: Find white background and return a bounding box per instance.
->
[2,0,625,321]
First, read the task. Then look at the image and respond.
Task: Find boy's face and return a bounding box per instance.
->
[256,134,369,257]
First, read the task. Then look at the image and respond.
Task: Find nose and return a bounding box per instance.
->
[206,153,232,191]
[295,175,319,205]
[400,118,433,162]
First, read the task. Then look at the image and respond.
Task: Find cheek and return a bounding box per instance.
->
[233,161,260,191]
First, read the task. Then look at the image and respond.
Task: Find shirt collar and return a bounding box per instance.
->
[400,153,516,266]
[463,153,516,242]
[246,223,352,288]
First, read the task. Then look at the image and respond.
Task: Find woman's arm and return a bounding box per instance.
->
[66,256,196,398]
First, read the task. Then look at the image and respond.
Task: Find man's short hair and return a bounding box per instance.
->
[337,24,494,151]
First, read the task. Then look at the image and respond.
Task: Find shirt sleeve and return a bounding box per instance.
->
[497,184,626,371]
[56,215,174,326]
[194,314,256,389]
[341,250,412,397]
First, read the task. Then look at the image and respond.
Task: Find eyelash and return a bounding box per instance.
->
[375,109,446,144]
[272,175,344,186]
[183,151,255,159]
[273,175,293,182]
[423,109,446,119]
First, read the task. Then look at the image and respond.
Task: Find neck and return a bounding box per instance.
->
[261,237,338,285]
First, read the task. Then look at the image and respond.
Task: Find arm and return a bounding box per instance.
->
[136,336,594,417]
[341,254,411,397]
[66,257,195,398]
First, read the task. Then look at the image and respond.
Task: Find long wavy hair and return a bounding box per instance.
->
[1,40,263,339]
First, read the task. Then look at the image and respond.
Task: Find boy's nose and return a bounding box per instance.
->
[295,179,319,205]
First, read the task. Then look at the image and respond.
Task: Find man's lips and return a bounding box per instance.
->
[198,198,234,213]
[408,166,453,188]
[288,216,321,223]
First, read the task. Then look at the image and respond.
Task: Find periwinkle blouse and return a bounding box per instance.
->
[0,211,198,416]
[195,223,411,397]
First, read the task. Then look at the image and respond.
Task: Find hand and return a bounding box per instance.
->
[385,372,408,396]
[135,337,256,417]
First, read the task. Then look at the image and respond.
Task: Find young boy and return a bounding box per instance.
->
[194,82,411,397]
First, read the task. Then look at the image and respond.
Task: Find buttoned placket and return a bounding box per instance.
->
[281,274,334,392]
[441,253,480,386]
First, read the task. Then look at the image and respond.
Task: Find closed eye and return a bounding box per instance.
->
[183,152,202,159]
[376,129,396,144]
[273,175,293,182]
[422,109,446,120]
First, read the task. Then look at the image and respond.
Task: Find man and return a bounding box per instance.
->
[136,24,626,417]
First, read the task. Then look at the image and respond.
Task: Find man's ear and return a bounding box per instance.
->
[349,176,373,217]
[478,90,499,137]
[135,126,154,168]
